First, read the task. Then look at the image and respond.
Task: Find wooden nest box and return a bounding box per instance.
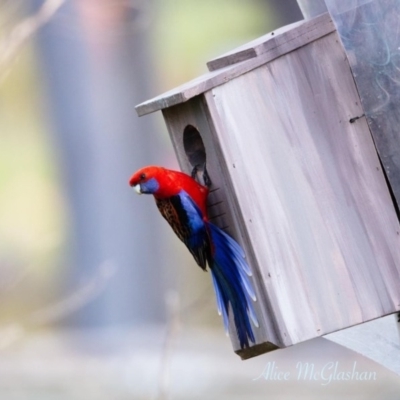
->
[136,13,400,359]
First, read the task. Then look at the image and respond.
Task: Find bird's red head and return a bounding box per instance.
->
[129,165,209,215]
[129,166,165,196]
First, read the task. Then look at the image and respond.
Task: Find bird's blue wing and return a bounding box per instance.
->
[207,222,259,349]
[156,190,258,349]
[156,190,210,269]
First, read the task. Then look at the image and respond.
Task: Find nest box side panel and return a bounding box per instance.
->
[162,97,282,356]
[207,31,400,345]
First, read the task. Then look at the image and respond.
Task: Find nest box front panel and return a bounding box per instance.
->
[162,97,282,356]
[207,31,400,345]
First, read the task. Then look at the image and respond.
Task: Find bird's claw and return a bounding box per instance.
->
[203,165,212,188]
[191,164,212,188]
[191,165,199,179]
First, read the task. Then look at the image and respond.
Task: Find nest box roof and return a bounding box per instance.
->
[136,13,334,117]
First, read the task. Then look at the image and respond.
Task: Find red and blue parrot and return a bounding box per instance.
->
[129,165,258,349]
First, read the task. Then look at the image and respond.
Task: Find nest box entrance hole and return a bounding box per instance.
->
[182,124,231,232]
[183,124,206,171]
[182,124,212,188]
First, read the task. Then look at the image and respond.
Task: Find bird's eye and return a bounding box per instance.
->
[140,173,146,181]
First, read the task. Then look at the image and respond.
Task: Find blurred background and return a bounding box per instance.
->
[0,0,399,398]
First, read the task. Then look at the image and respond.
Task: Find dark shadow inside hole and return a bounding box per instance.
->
[183,125,206,168]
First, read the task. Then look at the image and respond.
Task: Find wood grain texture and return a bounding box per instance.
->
[135,13,335,117]
[207,31,400,349]
[162,97,282,353]
[206,13,334,71]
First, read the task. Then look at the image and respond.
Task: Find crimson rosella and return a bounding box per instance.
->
[129,165,258,349]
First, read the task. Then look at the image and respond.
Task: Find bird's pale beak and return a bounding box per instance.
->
[133,184,142,194]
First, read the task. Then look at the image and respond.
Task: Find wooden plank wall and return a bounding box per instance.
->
[162,98,282,357]
[207,31,400,347]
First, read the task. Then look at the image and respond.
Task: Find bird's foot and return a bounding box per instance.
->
[203,165,212,188]
[191,163,212,188]
[191,164,199,180]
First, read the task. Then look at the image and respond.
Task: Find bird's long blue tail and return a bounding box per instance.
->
[207,222,259,349]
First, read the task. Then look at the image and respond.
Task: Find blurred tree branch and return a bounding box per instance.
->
[0,260,117,351]
[0,0,65,82]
